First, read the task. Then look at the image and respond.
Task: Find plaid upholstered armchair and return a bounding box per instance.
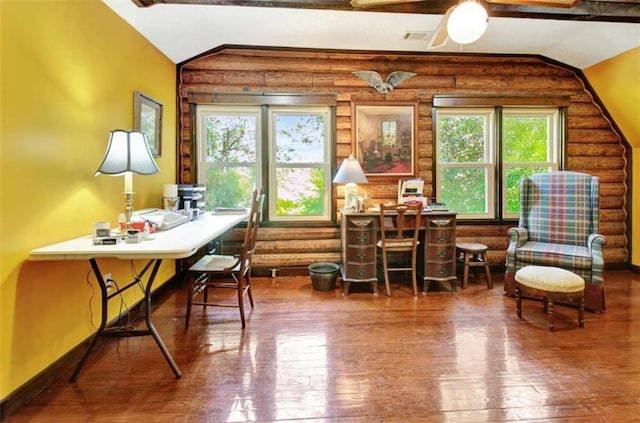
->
[504,171,607,312]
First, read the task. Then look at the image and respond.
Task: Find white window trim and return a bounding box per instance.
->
[195,105,262,191]
[435,108,496,219]
[267,107,333,222]
[436,106,561,220]
[196,104,333,223]
[501,107,560,219]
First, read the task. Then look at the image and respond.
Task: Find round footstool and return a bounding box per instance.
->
[514,265,585,332]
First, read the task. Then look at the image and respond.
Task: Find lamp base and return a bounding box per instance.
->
[124,192,135,231]
[344,183,359,212]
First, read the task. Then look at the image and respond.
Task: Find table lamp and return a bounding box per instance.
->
[333,154,368,212]
[95,129,160,231]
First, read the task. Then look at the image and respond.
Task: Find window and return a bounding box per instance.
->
[502,108,560,219]
[196,105,333,222]
[435,107,560,220]
[196,106,261,210]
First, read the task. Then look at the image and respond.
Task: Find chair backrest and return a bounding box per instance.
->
[519,171,599,246]
[239,188,265,275]
[378,202,423,248]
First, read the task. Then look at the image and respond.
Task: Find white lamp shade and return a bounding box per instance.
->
[95,130,160,176]
[447,0,488,45]
[333,155,368,184]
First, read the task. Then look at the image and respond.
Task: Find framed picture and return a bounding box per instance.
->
[353,102,417,177]
[134,91,162,157]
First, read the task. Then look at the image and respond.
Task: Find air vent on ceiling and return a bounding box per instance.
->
[404,31,433,40]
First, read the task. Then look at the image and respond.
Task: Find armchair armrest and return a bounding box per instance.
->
[588,233,607,250]
[588,233,607,285]
[506,227,529,271]
[508,227,528,246]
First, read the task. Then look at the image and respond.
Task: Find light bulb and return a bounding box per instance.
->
[447,0,488,45]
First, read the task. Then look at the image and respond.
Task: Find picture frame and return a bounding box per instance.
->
[353,102,417,178]
[133,91,163,157]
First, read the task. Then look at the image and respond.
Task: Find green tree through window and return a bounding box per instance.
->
[436,107,560,220]
[196,105,332,222]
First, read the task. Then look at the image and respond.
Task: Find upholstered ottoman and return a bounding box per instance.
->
[514,265,585,332]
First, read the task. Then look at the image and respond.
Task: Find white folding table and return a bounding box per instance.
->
[30,211,249,382]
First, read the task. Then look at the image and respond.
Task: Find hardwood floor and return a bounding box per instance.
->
[7,270,640,422]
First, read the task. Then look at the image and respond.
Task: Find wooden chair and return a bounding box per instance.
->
[377,202,423,297]
[185,188,265,329]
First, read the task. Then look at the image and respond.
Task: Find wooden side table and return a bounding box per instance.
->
[456,242,493,289]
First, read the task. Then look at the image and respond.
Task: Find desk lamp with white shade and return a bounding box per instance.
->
[333,154,368,212]
[95,129,160,231]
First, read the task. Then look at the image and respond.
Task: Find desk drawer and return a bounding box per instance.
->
[347,217,375,229]
[426,245,454,261]
[347,229,375,245]
[346,246,376,263]
[424,261,455,279]
[344,263,377,280]
[426,229,454,245]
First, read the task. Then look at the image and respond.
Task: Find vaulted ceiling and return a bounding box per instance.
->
[104,0,640,68]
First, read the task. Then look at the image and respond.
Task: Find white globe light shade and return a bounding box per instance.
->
[447,0,489,45]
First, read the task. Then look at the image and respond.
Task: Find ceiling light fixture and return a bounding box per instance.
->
[446,0,489,45]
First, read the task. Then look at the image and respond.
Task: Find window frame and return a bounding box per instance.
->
[267,106,333,222]
[434,104,564,221]
[501,107,561,219]
[435,108,496,220]
[194,98,336,224]
[195,105,262,206]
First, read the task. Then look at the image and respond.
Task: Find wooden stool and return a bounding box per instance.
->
[515,265,585,332]
[456,242,493,289]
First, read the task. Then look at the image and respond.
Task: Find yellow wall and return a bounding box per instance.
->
[584,48,640,266]
[1,0,176,398]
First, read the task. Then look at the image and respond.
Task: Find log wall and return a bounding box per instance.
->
[177,47,629,271]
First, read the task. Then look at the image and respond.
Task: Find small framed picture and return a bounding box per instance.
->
[353,102,417,178]
[134,91,162,157]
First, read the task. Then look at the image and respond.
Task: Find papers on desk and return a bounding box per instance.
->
[134,209,190,231]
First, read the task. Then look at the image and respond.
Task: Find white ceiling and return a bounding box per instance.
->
[104,0,639,69]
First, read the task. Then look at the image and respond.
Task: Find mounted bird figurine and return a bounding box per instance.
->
[352,70,417,94]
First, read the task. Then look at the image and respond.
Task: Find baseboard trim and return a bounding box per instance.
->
[0,276,178,422]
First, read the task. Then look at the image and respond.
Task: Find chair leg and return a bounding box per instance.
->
[411,265,418,297]
[547,299,555,332]
[382,253,391,297]
[246,273,254,308]
[185,276,193,331]
[462,253,470,289]
[237,279,246,329]
[203,284,209,304]
[482,253,493,289]
[578,294,585,328]
[515,284,522,318]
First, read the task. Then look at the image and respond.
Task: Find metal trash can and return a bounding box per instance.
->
[308,262,340,291]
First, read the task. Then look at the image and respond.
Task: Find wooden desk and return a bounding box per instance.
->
[340,210,457,295]
[30,211,249,381]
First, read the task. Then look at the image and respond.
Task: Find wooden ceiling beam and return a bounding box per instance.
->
[131,0,640,23]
